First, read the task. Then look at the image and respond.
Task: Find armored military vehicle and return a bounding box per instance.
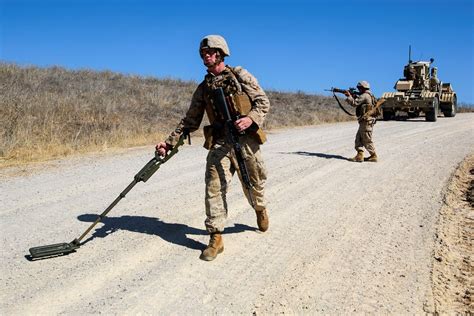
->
[381,50,457,122]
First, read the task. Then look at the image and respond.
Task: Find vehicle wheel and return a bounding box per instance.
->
[382,110,393,121]
[426,98,439,122]
[444,94,457,117]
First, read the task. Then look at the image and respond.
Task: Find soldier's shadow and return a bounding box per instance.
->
[77,213,256,251]
[286,151,349,161]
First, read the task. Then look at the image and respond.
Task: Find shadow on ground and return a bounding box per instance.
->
[282,151,349,161]
[77,213,256,251]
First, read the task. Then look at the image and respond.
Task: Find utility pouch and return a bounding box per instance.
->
[253,128,267,144]
[356,105,363,118]
[203,125,214,150]
[366,103,373,114]
[233,93,252,115]
[232,93,267,144]
[246,123,267,144]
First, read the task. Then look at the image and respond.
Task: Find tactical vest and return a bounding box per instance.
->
[202,66,266,148]
[356,91,376,118]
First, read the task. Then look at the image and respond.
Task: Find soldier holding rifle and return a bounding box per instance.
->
[156,35,270,261]
[329,81,379,162]
[344,81,379,162]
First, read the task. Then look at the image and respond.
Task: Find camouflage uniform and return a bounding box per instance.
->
[346,89,376,156]
[166,65,269,233]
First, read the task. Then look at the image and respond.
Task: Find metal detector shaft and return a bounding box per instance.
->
[75,133,189,243]
[28,133,189,259]
[75,148,171,244]
[75,178,138,243]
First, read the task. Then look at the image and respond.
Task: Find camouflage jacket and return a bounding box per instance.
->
[166,65,270,147]
[345,90,375,119]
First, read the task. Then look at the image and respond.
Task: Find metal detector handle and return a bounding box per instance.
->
[136,132,189,183]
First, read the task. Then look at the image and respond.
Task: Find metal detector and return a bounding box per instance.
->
[28,133,189,259]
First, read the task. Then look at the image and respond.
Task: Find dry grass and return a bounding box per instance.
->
[457,102,474,113]
[265,90,351,129]
[1,63,349,167]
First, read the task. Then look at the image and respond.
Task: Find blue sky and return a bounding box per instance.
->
[1,0,473,103]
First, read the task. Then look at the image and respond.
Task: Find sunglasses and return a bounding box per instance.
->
[200,48,218,57]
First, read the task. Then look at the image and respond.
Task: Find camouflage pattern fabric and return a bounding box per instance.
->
[354,120,376,154]
[205,137,267,233]
[346,90,376,154]
[345,90,374,118]
[166,65,270,147]
[165,65,269,233]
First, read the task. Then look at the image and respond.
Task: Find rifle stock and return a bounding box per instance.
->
[362,98,386,120]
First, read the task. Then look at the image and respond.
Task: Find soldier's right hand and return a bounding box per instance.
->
[155,142,172,157]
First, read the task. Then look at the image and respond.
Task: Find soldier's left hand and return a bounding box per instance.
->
[235,116,253,132]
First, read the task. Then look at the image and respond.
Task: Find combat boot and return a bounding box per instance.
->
[200,233,224,261]
[256,209,269,232]
[349,150,364,162]
[365,152,378,162]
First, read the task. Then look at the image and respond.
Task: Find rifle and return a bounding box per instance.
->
[214,87,256,208]
[325,87,359,98]
[324,87,358,116]
[361,98,386,120]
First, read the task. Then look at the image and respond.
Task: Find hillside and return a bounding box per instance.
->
[0,63,349,165]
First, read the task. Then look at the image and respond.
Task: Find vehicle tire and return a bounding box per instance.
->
[426,98,439,122]
[383,110,393,121]
[443,94,457,117]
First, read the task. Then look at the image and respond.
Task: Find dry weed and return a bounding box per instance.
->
[1,63,353,166]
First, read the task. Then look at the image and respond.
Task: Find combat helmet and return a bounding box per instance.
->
[199,35,230,57]
[357,80,370,89]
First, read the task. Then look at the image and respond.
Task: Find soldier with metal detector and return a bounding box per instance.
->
[156,35,270,261]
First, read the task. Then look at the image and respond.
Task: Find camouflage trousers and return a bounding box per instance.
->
[204,136,267,233]
[355,119,376,154]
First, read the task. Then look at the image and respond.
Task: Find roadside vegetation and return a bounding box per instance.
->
[432,154,473,313]
[457,102,474,113]
[2,63,472,167]
[0,63,348,166]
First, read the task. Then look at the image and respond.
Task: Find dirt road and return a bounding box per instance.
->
[1,113,473,314]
